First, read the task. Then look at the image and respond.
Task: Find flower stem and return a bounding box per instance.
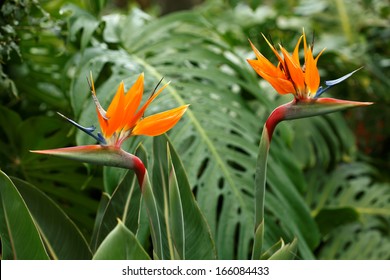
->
[252,104,286,259]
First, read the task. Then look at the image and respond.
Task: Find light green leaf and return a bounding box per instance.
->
[90,170,143,252]
[0,170,49,259]
[267,238,298,260]
[61,3,100,51]
[93,220,150,260]
[164,135,217,259]
[141,171,167,259]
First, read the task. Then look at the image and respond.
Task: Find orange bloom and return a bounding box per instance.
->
[64,73,188,148]
[247,31,325,100]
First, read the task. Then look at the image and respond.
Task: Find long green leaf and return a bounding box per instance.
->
[0,171,49,259]
[11,177,92,259]
[141,171,167,259]
[164,135,217,259]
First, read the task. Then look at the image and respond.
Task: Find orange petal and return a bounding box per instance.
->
[304,47,320,96]
[247,59,286,78]
[280,46,305,90]
[105,82,126,137]
[127,82,170,129]
[247,42,281,77]
[314,48,326,65]
[122,73,145,129]
[292,35,303,67]
[131,105,189,136]
[249,59,295,94]
[96,108,108,137]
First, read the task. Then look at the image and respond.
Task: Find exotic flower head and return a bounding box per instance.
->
[63,73,189,148]
[248,32,373,259]
[247,31,360,100]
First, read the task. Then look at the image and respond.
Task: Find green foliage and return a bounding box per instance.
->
[0,170,49,259]
[1,0,388,260]
[93,221,150,260]
[11,177,92,259]
[152,135,216,259]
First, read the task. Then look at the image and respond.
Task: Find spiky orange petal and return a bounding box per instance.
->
[304,47,320,96]
[127,82,170,129]
[131,105,189,136]
[104,82,126,137]
[122,74,145,129]
[248,40,281,77]
[292,35,303,66]
[280,46,305,90]
[247,59,295,94]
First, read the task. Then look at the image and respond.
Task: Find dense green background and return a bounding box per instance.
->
[1,0,389,259]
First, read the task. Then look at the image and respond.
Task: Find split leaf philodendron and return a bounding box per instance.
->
[247,30,372,259]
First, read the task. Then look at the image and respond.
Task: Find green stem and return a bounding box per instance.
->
[252,105,285,259]
[252,125,269,259]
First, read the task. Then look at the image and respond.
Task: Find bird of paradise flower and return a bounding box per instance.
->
[247,30,372,259]
[32,73,189,187]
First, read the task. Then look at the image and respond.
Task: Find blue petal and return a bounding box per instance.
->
[97,132,107,145]
[315,67,362,98]
[57,112,106,145]
[325,67,363,86]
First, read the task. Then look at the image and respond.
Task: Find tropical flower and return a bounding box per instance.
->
[246,30,371,139]
[32,73,189,187]
[247,31,360,100]
[248,31,372,260]
[66,72,189,148]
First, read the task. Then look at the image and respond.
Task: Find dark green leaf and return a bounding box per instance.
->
[315,207,360,236]
[11,177,92,260]
[0,170,49,259]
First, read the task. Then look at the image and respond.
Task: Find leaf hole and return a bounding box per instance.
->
[218,177,224,190]
[241,188,252,198]
[196,158,210,179]
[192,184,198,198]
[197,157,210,179]
[343,240,352,252]
[354,190,365,201]
[227,143,250,156]
[333,185,343,198]
[227,159,246,172]
[216,194,224,224]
